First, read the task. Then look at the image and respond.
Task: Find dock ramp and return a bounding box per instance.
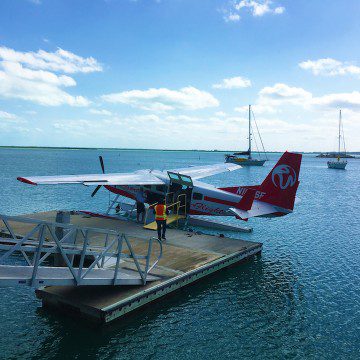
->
[0,265,158,287]
[143,214,185,230]
[0,214,162,288]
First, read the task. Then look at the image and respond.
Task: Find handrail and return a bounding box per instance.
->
[166,200,180,211]
[176,193,187,226]
[143,193,187,228]
[165,191,175,204]
[145,237,163,275]
[0,214,120,235]
[0,214,163,287]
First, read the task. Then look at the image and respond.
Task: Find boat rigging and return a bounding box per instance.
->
[225,105,268,166]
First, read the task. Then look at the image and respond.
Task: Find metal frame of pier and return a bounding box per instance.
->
[0,214,162,288]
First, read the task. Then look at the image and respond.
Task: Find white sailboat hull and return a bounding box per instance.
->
[225,158,266,166]
[327,110,348,170]
[225,105,267,167]
[327,160,347,169]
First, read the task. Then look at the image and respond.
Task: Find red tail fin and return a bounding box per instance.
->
[259,151,302,210]
[237,188,256,211]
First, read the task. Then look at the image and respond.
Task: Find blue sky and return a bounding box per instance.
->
[0,0,359,151]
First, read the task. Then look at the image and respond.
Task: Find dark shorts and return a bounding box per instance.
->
[136,202,145,214]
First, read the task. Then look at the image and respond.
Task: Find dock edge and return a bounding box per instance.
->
[36,243,262,324]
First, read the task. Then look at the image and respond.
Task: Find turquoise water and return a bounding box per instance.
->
[0,148,359,359]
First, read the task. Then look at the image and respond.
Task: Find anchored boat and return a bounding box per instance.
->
[327,110,347,170]
[225,105,267,166]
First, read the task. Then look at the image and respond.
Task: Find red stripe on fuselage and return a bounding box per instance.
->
[104,185,136,199]
[188,209,214,216]
[203,196,238,207]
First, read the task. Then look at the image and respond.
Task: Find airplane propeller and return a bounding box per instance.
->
[99,155,105,174]
[91,156,105,197]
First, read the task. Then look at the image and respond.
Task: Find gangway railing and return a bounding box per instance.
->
[144,193,187,229]
[106,194,137,219]
[177,193,187,218]
[0,214,162,287]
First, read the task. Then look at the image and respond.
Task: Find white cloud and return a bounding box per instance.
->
[259,83,312,105]
[0,68,90,106]
[101,86,219,111]
[222,1,284,23]
[1,61,76,87]
[233,0,285,17]
[23,110,37,115]
[89,109,113,116]
[0,110,17,120]
[235,104,277,114]
[224,12,241,22]
[274,6,285,14]
[0,46,97,107]
[311,91,360,111]
[0,46,102,74]
[299,58,360,77]
[0,110,27,135]
[256,82,360,113]
[212,76,251,89]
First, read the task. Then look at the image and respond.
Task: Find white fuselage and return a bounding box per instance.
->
[105,174,271,217]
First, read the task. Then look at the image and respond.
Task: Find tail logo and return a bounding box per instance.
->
[271,165,297,190]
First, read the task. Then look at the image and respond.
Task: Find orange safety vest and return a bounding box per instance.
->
[154,204,167,221]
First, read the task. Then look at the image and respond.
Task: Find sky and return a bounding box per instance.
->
[0,0,359,151]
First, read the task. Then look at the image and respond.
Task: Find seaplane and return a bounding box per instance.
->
[17,151,302,230]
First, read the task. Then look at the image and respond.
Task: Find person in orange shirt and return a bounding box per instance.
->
[153,198,169,241]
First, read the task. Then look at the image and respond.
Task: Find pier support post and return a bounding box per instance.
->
[54,211,72,266]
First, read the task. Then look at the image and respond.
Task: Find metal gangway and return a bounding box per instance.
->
[0,214,162,288]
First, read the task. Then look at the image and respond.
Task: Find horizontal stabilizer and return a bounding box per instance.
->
[228,207,250,221]
[229,201,286,221]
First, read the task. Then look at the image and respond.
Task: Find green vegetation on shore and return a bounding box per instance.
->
[0,146,359,155]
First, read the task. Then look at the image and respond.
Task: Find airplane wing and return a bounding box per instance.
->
[17,163,241,186]
[17,170,165,186]
[166,163,241,180]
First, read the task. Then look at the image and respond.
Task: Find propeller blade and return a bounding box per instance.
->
[99,156,105,174]
[91,185,102,197]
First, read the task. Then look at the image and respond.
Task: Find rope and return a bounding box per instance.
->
[251,109,268,160]
[341,117,347,155]
[250,122,261,158]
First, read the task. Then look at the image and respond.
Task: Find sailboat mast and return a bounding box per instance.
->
[248,104,252,159]
[338,110,341,156]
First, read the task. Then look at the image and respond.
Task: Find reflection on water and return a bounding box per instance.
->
[0,149,359,359]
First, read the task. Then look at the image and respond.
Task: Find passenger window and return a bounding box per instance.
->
[192,192,203,200]
[156,185,166,192]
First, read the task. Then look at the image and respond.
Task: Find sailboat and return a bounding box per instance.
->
[327,110,347,170]
[225,105,267,166]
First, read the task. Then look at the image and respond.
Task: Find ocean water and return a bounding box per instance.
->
[0,148,359,360]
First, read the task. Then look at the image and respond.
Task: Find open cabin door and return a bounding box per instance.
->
[167,172,193,215]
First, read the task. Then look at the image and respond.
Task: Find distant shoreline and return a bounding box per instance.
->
[0,146,359,155]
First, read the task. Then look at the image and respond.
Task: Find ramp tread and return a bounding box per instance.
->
[144,214,185,230]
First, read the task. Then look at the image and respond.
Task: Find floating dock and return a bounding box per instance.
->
[2,210,262,324]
